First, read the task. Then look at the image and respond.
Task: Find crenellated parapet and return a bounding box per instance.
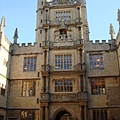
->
[85,39,116,52]
[10,42,43,55]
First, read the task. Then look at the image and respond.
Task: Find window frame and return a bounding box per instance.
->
[22,81,36,97]
[55,54,72,70]
[20,110,35,120]
[23,56,37,72]
[55,11,71,22]
[93,109,107,120]
[40,29,42,34]
[54,79,73,92]
[0,115,4,120]
[89,54,104,69]
[91,78,106,95]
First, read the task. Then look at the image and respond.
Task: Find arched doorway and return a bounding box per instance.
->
[51,107,77,120]
[55,110,72,120]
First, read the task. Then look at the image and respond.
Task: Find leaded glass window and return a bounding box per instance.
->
[89,54,104,69]
[55,55,72,70]
[55,79,73,92]
[23,57,37,71]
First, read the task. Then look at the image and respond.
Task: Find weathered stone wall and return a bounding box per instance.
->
[107,86,120,107]
[7,80,40,109]
[7,110,39,120]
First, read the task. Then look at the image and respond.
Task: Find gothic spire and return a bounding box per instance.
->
[117,9,120,30]
[0,16,5,32]
[13,28,18,44]
[109,23,115,40]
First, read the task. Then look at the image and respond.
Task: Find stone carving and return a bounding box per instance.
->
[41,93,49,101]
[54,20,73,42]
[54,30,59,41]
[40,92,87,102]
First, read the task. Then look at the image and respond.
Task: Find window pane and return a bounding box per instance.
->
[22,81,36,97]
[89,54,104,69]
[55,55,72,70]
[55,79,73,92]
[23,57,37,72]
[93,110,108,120]
[21,110,35,120]
[91,79,105,95]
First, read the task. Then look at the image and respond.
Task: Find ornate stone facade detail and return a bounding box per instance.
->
[54,19,73,42]
[40,92,87,102]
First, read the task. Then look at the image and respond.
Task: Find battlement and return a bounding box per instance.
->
[85,39,116,51]
[10,42,43,55]
[89,39,116,45]
[16,42,38,47]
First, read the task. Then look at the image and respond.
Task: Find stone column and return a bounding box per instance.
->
[80,75,84,91]
[40,106,44,120]
[46,9,48,24]
[77,49,80,64]
[46,50,49,65]
[46,77,49,93]
[45,106,48,120]
[84,106,87,120]
[44,50,47,67]
[45,28,47,42]
[77,7,80,20]
[83,75,86,91]
[79,105,82,120]
[41,78,44,93]
[79,49,82,64]
[78,27,81,40]
[81,27,83,40]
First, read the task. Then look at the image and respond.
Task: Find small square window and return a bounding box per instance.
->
[40,19,42,23]
[41,11,43,14]
[89,54,104,69]
[40,30,42,34]
[41,1,43,5]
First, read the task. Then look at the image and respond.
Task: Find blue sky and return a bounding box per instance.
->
[0,0,120,43]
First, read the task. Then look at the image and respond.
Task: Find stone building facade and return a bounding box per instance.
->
[0,17,10,120]
[0,0,120,120]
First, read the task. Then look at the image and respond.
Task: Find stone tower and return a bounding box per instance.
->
[3,1,120,120]
[36,0,88,119]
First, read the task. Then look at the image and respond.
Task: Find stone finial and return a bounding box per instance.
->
[117,9,120,30]
[13,28,18,44]
[0,16,5,32]
[109,23,115,40]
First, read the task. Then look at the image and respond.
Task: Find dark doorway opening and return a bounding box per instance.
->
[55,110,73,120]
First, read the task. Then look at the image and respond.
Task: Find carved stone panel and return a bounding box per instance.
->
[40,92,87,102]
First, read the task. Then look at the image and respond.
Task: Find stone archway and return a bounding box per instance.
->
[51,106,77,120]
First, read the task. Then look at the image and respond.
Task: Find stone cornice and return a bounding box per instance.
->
[50,70,85,76]
[8,78,40,81]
